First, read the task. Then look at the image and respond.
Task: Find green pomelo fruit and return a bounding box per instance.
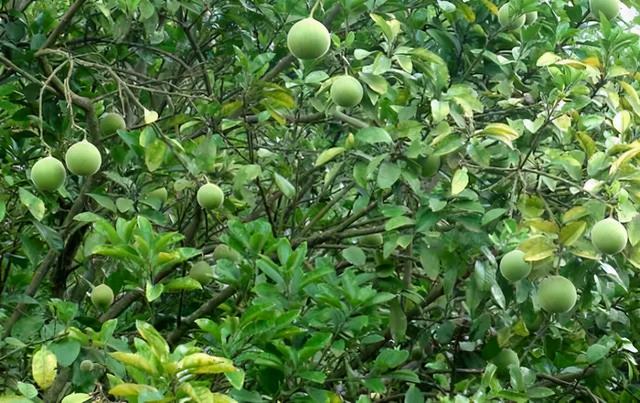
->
[189,261,214,284]
[525,11,538,24]
[420,154,441,177]
[197,183,224,210]
[498,3,526,29]
[99,112,126,135]
[80,360,94,372]
[493,348,520,373]
[31,156,66,191]
[591,218,627,254]
[65,140,102,176]
[287,18,330,60]
[537,275,577,314]
[213,244,241,262]
[499,250,531,282]
[91,284,114,311]
[590,0,620,19]
[330,76,364,107]
[359,234,383,247]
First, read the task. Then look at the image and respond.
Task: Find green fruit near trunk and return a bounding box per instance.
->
[498,3,526,30]
[537,275,577,313]
[31,156,66,191]
[99,112,126,135]
[499,250,531,282]
[493,348,520,373]
[419,154,441,177]
[287,18,330,60]
[197,183,224,210]
[189,261,214,284]
[65,140,102,176]
[590,0,620,19]
[213,244,241,262]
[591,218,627,254]
[359,234,383,247]
[91,284,114,311]
[80,360,94,372]
[331,76,364,107]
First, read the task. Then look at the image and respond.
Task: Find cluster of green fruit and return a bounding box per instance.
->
[287,16,363,108]
[29,113,126,192]
[499,218,628,314]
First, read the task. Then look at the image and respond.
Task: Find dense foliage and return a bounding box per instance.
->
[1,0,640,401]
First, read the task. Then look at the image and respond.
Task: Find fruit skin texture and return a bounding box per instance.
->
[420,154,441,177]
[287,18,330,60]
[493,349,520,373]
[65,140,102,176]
[330,76,364,107]
[359,234,383,247]
[99,112,126,135]
[189,261,214,284]
[498,3,526,29]
[537,275,577,313]
[31,156,66,191]
[213,244,241,262]
[79,360,94,372]
[591,218,627,254]
[525,11,538,24]
[499,250,531,282]
[197,183,224,209]
[590,0,620,19]
[91,284,114,311]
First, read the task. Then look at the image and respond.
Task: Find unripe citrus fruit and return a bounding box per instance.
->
[498,3,526,30]
[91,284,114,311]
[493,348,520,373]
[99,112,126,135]
[419,154,441,177]
[359,234,383,247]
[499,250,531,282]
[80,360,94,372]
[189,261,214,285]
[590,0,620,19]
[31,156,66,191]
[525,11,538,24]
[147,187,168,203]
[287,18,330,60]
[591,218,627,254]
[330,76,364,107]
[197,183,224,210]
[213,244,241,262]
[537,275,577,313]
[65,140,102,176]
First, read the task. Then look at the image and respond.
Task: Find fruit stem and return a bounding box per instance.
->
[309,0,322,18]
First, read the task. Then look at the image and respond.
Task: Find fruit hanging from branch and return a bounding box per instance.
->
[287,18,331,60]
[65,140,102,176]
[30,156,66,192]
[330,75,364,107]
[99,112,126,135]
[197,183,224,210]
[537,275,577,314]
[91,284,114,311]
[591,218,627,255]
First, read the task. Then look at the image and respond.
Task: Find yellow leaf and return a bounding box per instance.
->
[110,352,158,375]
[536,52,561,67]
[559,221,587,246]
[477,123,519,148]
[563,206,589,223]
[109,383,158,397]
[518,236,556,261]
[212,394,237,403]
[179,353,236,373]
[315,147,346,167]
[525,218,560,234]
[613,110,631,134]
[143,108,159,125]
[480,0,499,15]
[610,142,640,174]
[32,347,57,390]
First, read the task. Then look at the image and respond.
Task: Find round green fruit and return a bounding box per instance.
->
[99,112,126,135]
[419,154,441,177]
[499,250,531,282]
[65,140,102,176]
[147,187,168,203]
[80,360,94,372]
[493,348,520,373]
[590,0,620,19]
[197,183,224,210]
[189,261,214,284]
[537,275,577,314]
[591,218,627,254]
[330,76,364,108]
[359,234,383,247]
[287,18,330,60]
[498,3,526,30]
[31,156,66,191]
[213,244,241,262]
[91,284,114,311]
[525,11,538,24]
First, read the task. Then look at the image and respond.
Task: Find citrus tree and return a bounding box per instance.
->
[1,0,640,402]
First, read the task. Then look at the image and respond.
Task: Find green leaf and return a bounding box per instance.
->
[145,281,164,302]
[359,72,388,94]
[135,321,170,360]
[482,208,506,225]
[451,168,469,195]
[49,339,81,367]
[315,147,345,167]
[377,162,401,188]
[586,344,609,364]
[477,123,520,148]
[32,347,57,390]
[87,193,117,212]
[163,277,203,292]
[33,221,63,251]
[342,246,366,266]
[274,173,295,199]
[385,216,415,231]
[356,127,392,144]
[16,383,37,399]
[19,188,45,221]
[518,236,556,261]
[61,394,91,403]
[527,387,555,399]
[559,221,587,246]
[389,298,407,342]
[404,385,424,403]
[73,212,102,222]
[225,369,245,390]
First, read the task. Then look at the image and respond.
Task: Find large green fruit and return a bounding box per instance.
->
[213,244,241,262]
[330,76,364,107]
[359,234,383,247]
[65,140,102,176]
[590,0,620,19]
[189,261,214,285]
[91,284,114,311]
[79,360,94,372]
[498,3,526,30]
[287,18,330,60]
[419,154,441,177]
[499,250,531,282]
[537,276,577,313]
[197,183,224,210]
[591,218,627,254]
[99,112,126,135]
[493,348,520,373]
[31,156,66,191]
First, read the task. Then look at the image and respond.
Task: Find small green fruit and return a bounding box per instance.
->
[493,348,520,373]
[213,244,241,262]
[537,275,577,314]
[330,76,364,107]
[525,11,538,24]
[287,18,331,60]
[31,156,66,191]
[189,261,214,285]
[65,140,102,176]
[419,155,441,177]
[99,112,126,135]
[80,360,94,372]
[359,234,383,247]
[499,250,531,282]
[498,3,526,30]
[590,0,620,20]
[91,284,114,311]
[591,218,627,254]
[197,183,224,210]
